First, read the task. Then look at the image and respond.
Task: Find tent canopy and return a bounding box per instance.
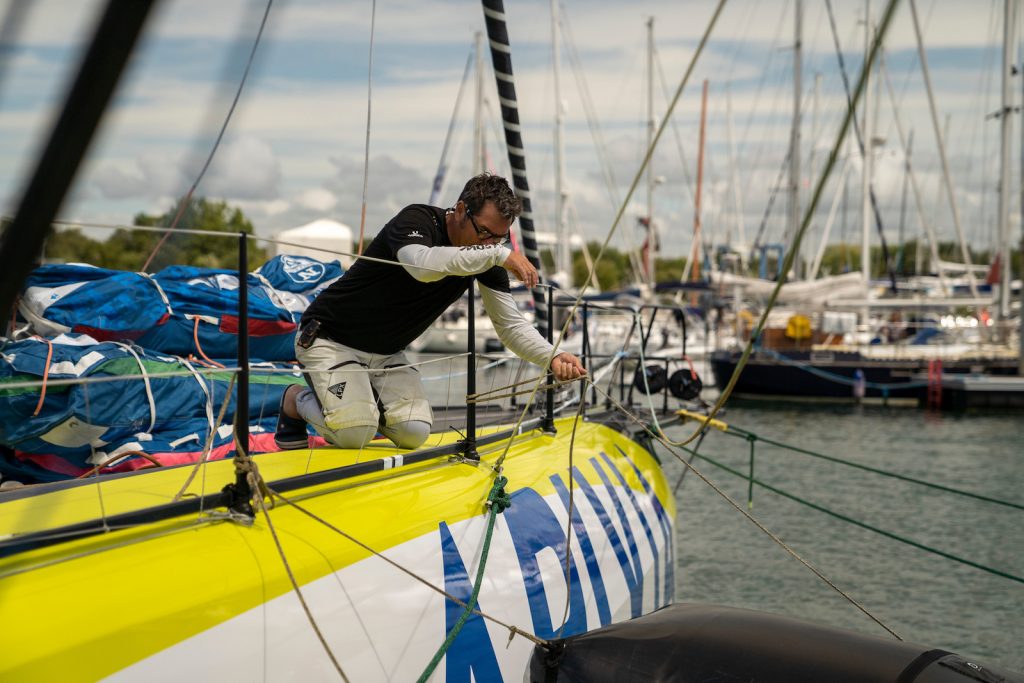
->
[272,219,353,267]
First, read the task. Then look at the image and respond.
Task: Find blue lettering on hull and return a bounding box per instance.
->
[439,522,502,683]
[438,450,673,679]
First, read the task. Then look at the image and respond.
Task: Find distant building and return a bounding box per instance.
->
[270,219,353,268]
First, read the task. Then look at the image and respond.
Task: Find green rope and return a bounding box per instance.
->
[746,436,755,510]
[417,475,511,683]
[721,427,1024,511]
[682,446,1024,586]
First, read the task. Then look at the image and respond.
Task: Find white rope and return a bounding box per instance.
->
[115,342,157,433]
[180,357,215,434]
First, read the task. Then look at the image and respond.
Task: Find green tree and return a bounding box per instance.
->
[127,197,267,271]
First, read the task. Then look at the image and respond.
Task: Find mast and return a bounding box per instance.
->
[861,0,873,308]
[808,71,821,278]
[645,16,656,287]
[551,0,571,286]
[789,0,803,278]
[726,86,747,264]
[997,0,1017,326]
[691,79,709,294]
[481,0,549,337]
[474,31,485,175]
[1019,32,1024,372]
[909,0,981,302]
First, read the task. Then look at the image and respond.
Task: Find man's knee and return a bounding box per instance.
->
[384,420,431,449]
[326,424,378,449]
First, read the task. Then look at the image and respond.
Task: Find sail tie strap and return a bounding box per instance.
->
[30,336,54,416]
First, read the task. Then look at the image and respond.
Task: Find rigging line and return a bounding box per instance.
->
[171,373,236,503]
[558,5,619,209]
[717,427,1024,511]
[430,44,476,205]
[416,475,511,683]
[82,383,111,534]
[41,217,514,280]
[735,0,790,181]
[356,0,377,257]
[684,448,1024,586]
[252,485,349,681]
[749,82,818,257]
[909,0,982,302]
[491,0,730,473]
[467,372,565,398]
[266,487,546,647]
[823,0,896,291]
[556,388,587,640]
[671,0,903,451]
[141,0,274,273]
[586,379,903,640]
[559,7,645,280]
[652,44,696,209]
[672,426,710,494]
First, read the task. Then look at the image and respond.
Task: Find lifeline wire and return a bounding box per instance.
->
[267,487,545,646]
[587,379,903,640]
[252,481,349,681]
[681,446,1024,586]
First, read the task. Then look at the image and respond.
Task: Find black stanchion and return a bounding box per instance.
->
[225,232,253,515]
[463,281,479,461]
[541,286,556,433]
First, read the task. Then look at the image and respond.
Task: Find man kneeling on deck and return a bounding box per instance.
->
[275,173,586,451]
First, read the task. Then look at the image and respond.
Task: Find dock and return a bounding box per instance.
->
[938,374,1024,410]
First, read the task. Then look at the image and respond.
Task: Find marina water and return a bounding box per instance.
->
[663,402,1023,673]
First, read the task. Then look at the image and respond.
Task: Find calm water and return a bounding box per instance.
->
[662,402,1024,673]
[418,354,1024,672]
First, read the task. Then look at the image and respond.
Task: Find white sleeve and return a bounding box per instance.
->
[396,243,511,283]
[479,284,554,367]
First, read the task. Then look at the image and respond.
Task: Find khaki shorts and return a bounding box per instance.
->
[295,336,432,432]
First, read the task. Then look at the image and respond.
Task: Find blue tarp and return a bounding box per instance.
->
[19,255,342,361]
[0,333,301,482]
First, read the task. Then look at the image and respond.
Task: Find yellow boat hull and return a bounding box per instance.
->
[0,417,675,681]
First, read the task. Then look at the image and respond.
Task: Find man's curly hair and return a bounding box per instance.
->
[457,173,522,221]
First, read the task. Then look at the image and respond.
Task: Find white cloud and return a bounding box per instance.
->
[295,187,338,212]
[203,135,282,199]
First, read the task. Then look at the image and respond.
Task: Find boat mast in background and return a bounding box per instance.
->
[1019,18,1024,372]
[474,30,486,175]
[689,79,708,301]
[645,16,656,289]
[789,0,803,279]
[909,0,982,305]
[997,0,1018,328]
[861,0,873,325]
[551,0,572,287]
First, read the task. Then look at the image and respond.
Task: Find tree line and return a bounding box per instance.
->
[32,197,1016,289]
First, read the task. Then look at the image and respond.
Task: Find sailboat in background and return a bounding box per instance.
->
[709,0,1022,408]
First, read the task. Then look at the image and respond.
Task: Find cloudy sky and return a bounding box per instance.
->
[1,0,1020,268]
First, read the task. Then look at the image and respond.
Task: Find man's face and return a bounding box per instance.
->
[456,200,511,247]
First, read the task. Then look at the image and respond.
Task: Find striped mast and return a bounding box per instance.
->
[480,0,549,337]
